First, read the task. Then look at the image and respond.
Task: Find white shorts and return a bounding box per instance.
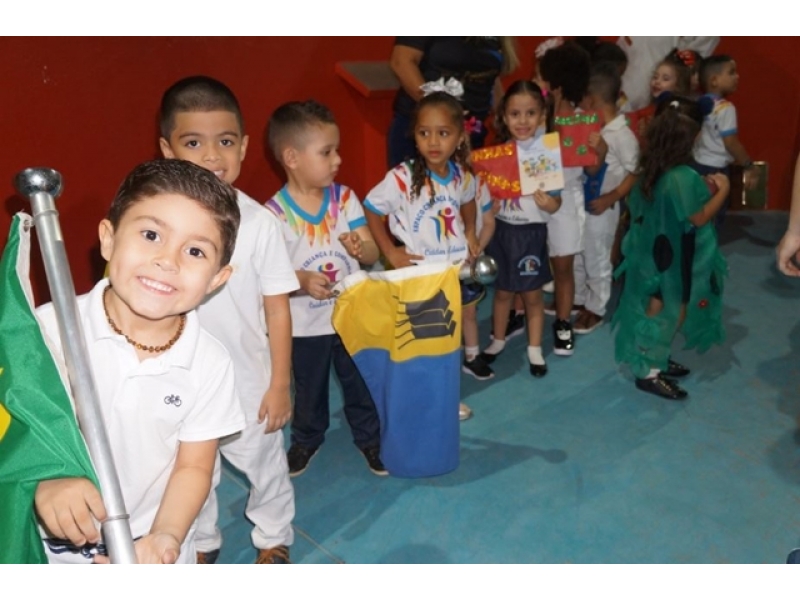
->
[547,185,586,257]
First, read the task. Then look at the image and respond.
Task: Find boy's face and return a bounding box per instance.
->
[714,60,739,94]
[285,123,341,189]
[99,193,231,327]
[160,111,248,186]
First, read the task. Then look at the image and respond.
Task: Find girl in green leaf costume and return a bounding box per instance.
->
[613,96,730,399]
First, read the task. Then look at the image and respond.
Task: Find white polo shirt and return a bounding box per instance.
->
[599,114,640,195]
[37,279,245,563]
[197,189,299,415]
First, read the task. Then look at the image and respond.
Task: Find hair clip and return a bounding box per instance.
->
[535,37,563,59]
[420,77,465,99]
[676,49,697,68]
[669,100,680,109]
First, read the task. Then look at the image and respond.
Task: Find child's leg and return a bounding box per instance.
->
[579,205,619,332]
[482,289,514,359]
[462,302,480,357]
[552,254,576,321]
[290,335,334,450]
[331,334,381,450]
[573,251,588,314]
[522,289,547,376]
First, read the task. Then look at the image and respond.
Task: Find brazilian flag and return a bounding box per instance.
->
[333,262,461,478]
[0,213,97,563]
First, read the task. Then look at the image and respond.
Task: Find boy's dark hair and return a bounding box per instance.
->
[108,159,240,266]
[658,50,692,96]
[409,91,471,200]
[588,61,622,106]
[538,41,591,105]
[639,96,705,198]
[698,54,734,92]
[592,42,628,72]
[494,80,547,143]
[267,99,337,162]
[159,76,244,139]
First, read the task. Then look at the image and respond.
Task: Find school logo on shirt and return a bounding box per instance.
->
[430,207,458,242]
[396,289,457,349]
[164,394,182,407]
[318,262,339,284]
[518,255,541,277]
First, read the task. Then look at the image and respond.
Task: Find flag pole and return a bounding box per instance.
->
[14,167,137,564]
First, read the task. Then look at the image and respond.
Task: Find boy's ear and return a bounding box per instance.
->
[159,137,175,159]
[239,134,249,163]
[282,146,298,170]
[98,219,115,262]
[206,264,233,296]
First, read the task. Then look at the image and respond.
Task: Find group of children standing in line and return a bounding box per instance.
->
[29,37,749,564]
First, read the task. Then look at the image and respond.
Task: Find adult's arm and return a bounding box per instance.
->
[390,44,427,102]
[777,153,800,276]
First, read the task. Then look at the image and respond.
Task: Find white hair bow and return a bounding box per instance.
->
[419,77,464,99]
[535,37,563,58]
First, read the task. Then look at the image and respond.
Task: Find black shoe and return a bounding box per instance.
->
[196,549,220,564]
[664,359,690,378]
[505,311,526,340]
[635,375,688,400]
[478,349,503,365]
[360,445,389,476]
[287,444,319,477]
[529,362,548,378]
[552,319,574,356]
[462,355,495,380]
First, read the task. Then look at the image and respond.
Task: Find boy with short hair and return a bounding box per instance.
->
[692,55,757,227]
[35,158,246,564]
[159,76,299,564]
[265,100,386,477]
[576,61,639,334]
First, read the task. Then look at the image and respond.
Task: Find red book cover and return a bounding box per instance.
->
[471,142,521,199]
[553,111,602,168]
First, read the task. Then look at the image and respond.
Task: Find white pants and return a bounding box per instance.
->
[547,185,586,257]
[573,204,620,317]
[195,420,295,552]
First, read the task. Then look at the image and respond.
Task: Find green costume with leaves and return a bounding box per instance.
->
[613,166,727,379]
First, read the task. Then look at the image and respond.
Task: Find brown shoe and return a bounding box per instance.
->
[255,545,291,564]
[573,310,603,335]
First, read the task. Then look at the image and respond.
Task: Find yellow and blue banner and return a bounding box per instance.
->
[332,262,462,478]
[0,214,97,563]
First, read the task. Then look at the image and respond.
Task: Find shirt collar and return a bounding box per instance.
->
[88,278,198,370]
[603,113,627,132]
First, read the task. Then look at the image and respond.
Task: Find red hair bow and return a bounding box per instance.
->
[676,50,697,67]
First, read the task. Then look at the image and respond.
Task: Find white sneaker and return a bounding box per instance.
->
[459,403,473,421]
[542,280,555,294]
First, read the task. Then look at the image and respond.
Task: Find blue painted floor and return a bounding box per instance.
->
[215,211,800,564]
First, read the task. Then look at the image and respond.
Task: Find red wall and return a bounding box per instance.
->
[2,37,795,301]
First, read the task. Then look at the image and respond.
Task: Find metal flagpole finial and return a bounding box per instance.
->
[13,167,63,199]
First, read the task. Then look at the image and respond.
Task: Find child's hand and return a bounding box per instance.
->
[258,384,292,434]
[777,230,800,277]
[588,192,617,216]
[339,232,363,260]
[35,478,107,546]
[587,132,607,154]
[708,173,730,196]
[94,532,181,564]
[386,246,423,269]
[533,190,560,215]
[491,198,502,215]
[298,271,334,300]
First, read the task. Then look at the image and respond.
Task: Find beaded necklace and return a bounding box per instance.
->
[102,285,186,353]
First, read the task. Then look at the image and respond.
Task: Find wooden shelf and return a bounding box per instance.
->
[335,61,399,99]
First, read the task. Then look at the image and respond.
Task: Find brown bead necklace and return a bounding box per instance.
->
[103,285,186,353]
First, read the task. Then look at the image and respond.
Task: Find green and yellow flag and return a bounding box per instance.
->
[0,213,97,563]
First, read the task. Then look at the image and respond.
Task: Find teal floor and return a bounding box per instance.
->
[215,211,800,564]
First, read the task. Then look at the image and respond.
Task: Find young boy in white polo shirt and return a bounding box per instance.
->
[159,77,299,564]
[34,159,246,563]
[575,62,639,335]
